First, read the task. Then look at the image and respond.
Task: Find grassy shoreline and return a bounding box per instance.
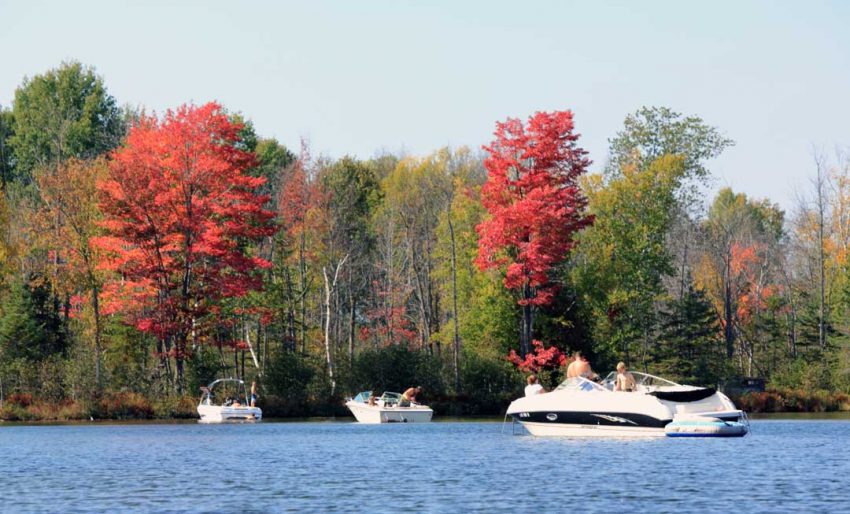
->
[731,389,850,413]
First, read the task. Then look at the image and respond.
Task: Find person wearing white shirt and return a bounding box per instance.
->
[524,374,545,396]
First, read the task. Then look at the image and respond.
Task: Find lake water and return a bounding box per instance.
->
[1,418,847,513]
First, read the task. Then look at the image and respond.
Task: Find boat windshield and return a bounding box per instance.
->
[352,391,373,403]
[380,392,402,405]
[555,376,607,392]
[599,371,681,391]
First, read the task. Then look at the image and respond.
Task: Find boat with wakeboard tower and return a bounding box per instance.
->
[197,378,262,423]
[506,371,748,437]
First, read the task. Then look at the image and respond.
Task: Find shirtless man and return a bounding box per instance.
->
[566,352,583,378]
[579,355,599,381]
[401,386,422,407]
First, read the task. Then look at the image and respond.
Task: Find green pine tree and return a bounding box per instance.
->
[656,285,724,386]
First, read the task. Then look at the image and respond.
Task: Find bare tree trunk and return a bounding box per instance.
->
[520,282,534,357]
[448,215,461,392]
[679,221,690,300]
[262,320,268,373]
[322,254,349,396]
[91,284,102,392]
[334,282,341,355]
[723,250,735,359]
[243,320,260,370]
[411,261,431,351]
[348,285,355,366]
[299,232,307,354]
[323,268,335,395]
[815,153,828,349]
[779,260,798,358]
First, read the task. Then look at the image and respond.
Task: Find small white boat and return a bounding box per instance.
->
[197,378,262,423]
[346,391,433,423]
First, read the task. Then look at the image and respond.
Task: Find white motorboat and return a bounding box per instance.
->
[197,378,262,423]
[506,372,748,437]
[345,391,433,423]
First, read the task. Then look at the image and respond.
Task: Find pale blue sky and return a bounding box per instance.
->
[1,0,848,210]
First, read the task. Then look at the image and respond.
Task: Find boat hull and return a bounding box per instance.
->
[197,405,262,423]
[519,420,666,437]
[346,401,433,423]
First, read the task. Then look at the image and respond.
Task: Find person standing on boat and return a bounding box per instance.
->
[401,386,422,407]
[250,381,258,407]
[614,362,636,392]
[524,375,545,396]
[567,352,598,380]
[579,355,600,381]
[566,352,582,378]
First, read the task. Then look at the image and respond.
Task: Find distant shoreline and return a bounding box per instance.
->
[3,412,850,427]
[3,388,848,423]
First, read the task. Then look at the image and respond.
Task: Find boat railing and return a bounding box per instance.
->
[599,371,683,392]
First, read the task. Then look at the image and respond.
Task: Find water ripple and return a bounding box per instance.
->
[0,419,847,513]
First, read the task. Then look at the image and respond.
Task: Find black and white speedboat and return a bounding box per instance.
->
[506,372,748,437]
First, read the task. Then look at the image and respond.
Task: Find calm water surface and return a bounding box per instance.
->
[1,419,847,513]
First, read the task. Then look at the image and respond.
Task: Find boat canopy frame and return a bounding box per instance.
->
[199,378,250,406]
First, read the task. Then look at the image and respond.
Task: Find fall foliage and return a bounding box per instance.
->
[94,102,277,390]
[1,62,848,418]
[476,110,593,356]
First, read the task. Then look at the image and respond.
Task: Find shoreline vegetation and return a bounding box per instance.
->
[2,62,849,422]
[2,388,850,423]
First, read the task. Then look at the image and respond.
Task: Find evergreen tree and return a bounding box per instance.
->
[0,276,68,362]
[656,284,723,386]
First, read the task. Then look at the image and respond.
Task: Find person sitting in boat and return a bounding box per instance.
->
[400,386,422,407]
[367,393,378,406]
[524,374,545,396]
[614,362,637,392]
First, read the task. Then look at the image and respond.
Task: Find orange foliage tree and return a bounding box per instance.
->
[94,102,277,391]
[36,157,109,388]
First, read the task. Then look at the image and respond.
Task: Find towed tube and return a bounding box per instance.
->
[665,414,749,438]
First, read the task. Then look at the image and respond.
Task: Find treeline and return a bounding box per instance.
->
[0,62,847,419]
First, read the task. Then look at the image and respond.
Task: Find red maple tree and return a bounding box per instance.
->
[507,339,567,373]
[476,110,593,356]
[94,102,277,390]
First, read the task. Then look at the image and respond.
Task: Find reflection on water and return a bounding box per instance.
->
[1,419,848,513]
[749,411,850,420]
